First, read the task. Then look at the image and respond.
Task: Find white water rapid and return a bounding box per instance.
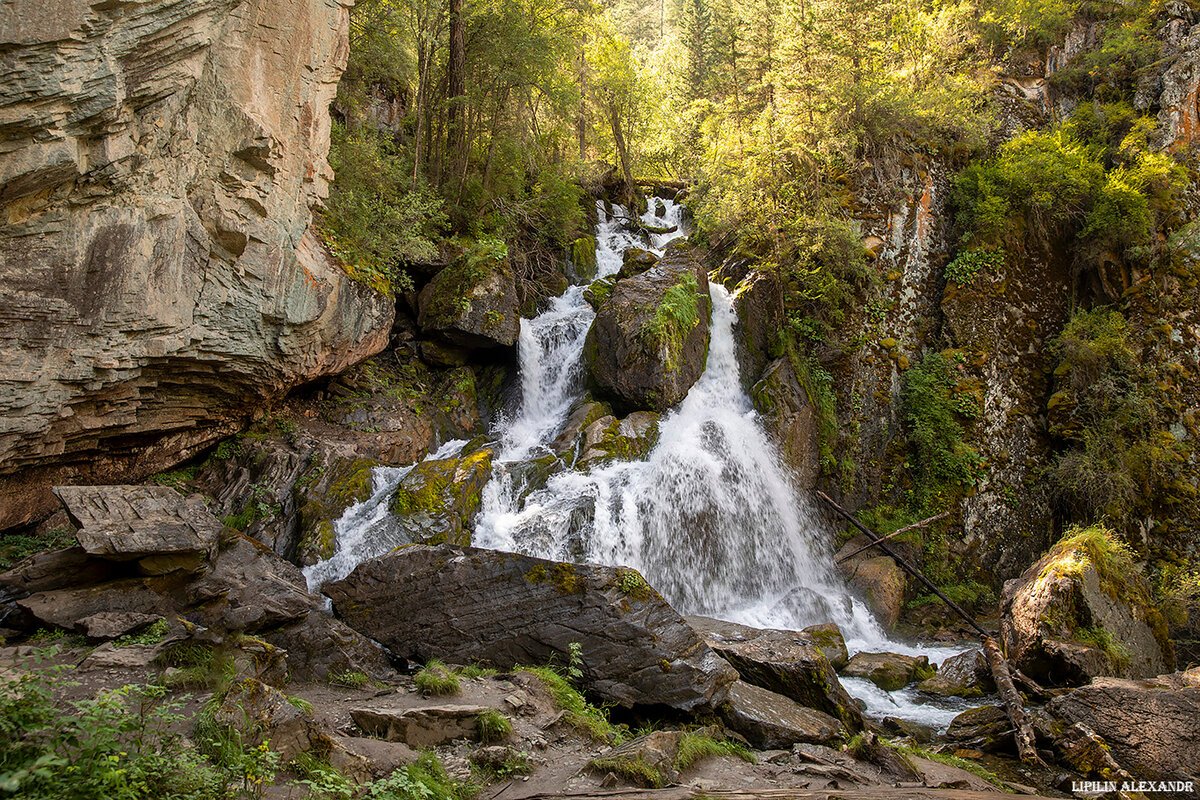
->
[309,197,969,728]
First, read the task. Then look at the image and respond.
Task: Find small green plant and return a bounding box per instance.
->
[157,641,236,692]
[566,642,585,683]
[0,527,78,569]
[329,670,370,690]
[362,753,471,800]
[588,751,665,788]
[114,618,170,647]
[196,698,282,800]
[640,273,701,371]
[457,664,497,680]
[292,752,353,800]
[944,248,1004,286]
[414,660,461,696]
[519,666,623,743]
[901,352,986,505]
[286,695,315,716]
[674,731,756,770]
[469,748,531,780]
[475,710,512,744]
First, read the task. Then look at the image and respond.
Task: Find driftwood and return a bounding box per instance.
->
[982,635,1045,766]
[835,511,950,563]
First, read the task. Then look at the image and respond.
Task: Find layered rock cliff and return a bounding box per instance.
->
[0,0,394,529]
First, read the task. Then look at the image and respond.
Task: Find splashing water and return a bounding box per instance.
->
[303,438,468,591]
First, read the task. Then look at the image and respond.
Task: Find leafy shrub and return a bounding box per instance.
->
[328,670,370,689]
[475,710,512,744]
[944,248,1004,286]
[0,662,224,800]
[901,352,985,504]
[362,754,471,800]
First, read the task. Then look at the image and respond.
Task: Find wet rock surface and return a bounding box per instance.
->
[327,545,738,711]
[583,241,712,412]
[689,615,863,730]
[719,680,845,748]
[842,651,933,692]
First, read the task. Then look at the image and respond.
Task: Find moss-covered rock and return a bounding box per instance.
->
[917,648,994,698]
[296,456,378,565]
[842,651,934,691]
[583,242,711,412]
[619,247,659,278]
[1000,525,1174,685]
[389,444,494,545]
[417,250,520,348]
[576,412,661,470]
[570,236,599,282]
[583,276,617,310]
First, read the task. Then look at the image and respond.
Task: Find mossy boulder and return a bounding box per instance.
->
[389,445,494,546]
[802,622,849,671]
[583,276,617,310]
[576,412,661,470]
[570,236,599,282]
[835,538,906,631]
[842,652,934,692]
[944,705,1014,754]
[583,241,711,412]
[917,648,994,698]
[619,247,659,278]
[417,253,520,348]
[751,358,820,489]
[296,457,378,565]
[1000,525,1173,686]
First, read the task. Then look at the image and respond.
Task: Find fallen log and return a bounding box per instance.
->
[982,635,1045,766]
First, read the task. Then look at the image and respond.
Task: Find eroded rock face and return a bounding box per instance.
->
[417,257,521,348]
[1001,538,1172,686]
[326,545,738,711]
[1043,668,1200,784]
[584,242,711,412]
[0,0,394,531]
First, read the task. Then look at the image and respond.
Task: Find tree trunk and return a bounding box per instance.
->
[446,0,467,187]
[981,635,1045,766]
[609,104,634,202]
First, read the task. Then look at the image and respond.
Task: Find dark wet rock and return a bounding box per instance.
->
[1001,534,1172,685]
[750,358,821,489]
[350,703,491,747]
[326,545,737,711]
[18,577,178,632]
[0,547,113,595]
[583,277,617,310]
[417,256,520,348]
[388,445,493,546]
[944,705,1014,754]
[53,485,220,564]
[802,623,850,671]
[1041,668,1200,784]
[842,652,933,691]
[584,242,711,412]
[187,535,319,631]
[918,649,994,698]
[882,716,936,743]
[731,267,783,388]
[77,611,163,640]
[688,615,863,730]
[570,236,599,282]
[720,680,844,748]
[261,610,396,683]
[418,339,472,367]
[550,400,614,456]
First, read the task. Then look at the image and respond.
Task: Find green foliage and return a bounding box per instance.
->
[156,642,235,693]
[475,710,512,744]
[944,248,1004,286]
[906,581,995,611]
[901,352,985,505]
[286,696,315,716]
[195,697,282,800]
[1041,524,1139,598]
[519,667,623,743]
[1075,625,1132,669]
[978,0,1080,51]
[362,754,471,800]
[0,527,77,570]
[0,663,224,800]
[291,753,353,800]
[222,483,280,533]
[322,122,446,295]
[588,751,665,788]
[674,732,756,770]
[642,273,701,371]
[114,619,169,648]
[414,660,461,696]
[469,748,531,780]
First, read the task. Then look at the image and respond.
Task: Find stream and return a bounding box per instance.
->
[306,199,973,729]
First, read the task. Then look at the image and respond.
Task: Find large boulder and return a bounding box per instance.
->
[1041,668,1200,785]
[1001,527,1173,685]
[417,254,520,348]
[719,680,844,748]
[0,0,394,531]
[387,445,493,545]
[842,652,934,691]
[583,242,711,412]
[917,648,994,698]
[835,538,907,630]
[53,485,220,570]
[575,412,661,470]
[326,545,738,711]
[688,616,863,730]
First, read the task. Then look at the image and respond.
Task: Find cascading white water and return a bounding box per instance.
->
[312,195,971,726]
[475,280,888,648]
[303,438,468,590]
